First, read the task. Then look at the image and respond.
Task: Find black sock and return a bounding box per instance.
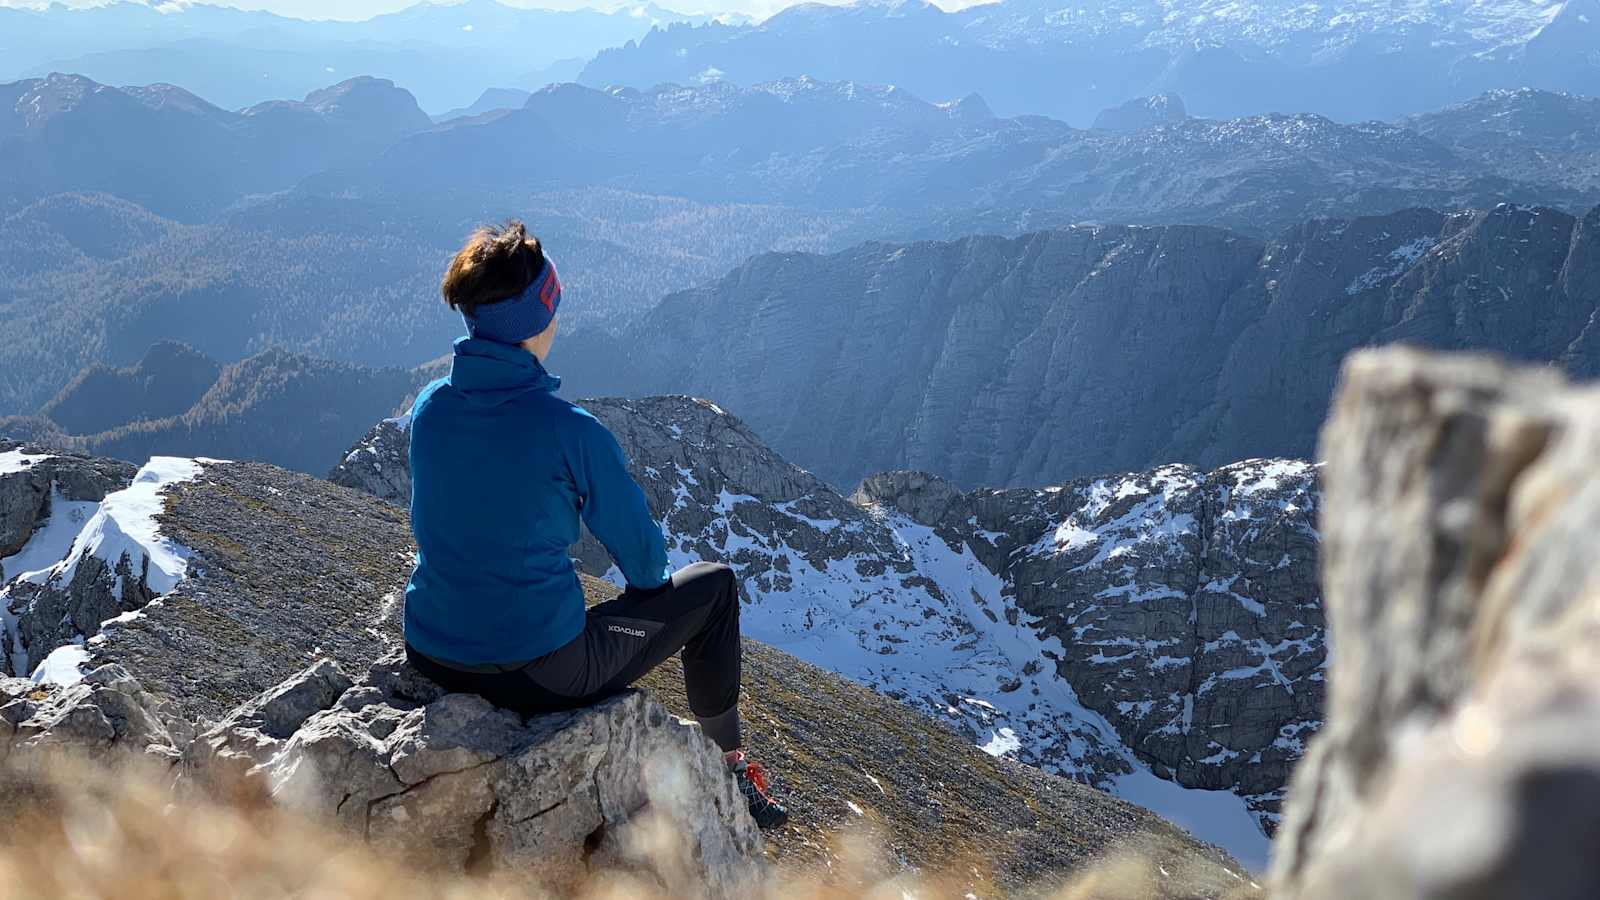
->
[696,705,741,753]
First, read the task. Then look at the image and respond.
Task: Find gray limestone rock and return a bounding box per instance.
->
[187,657,357,782]
[0,444,140,676]
[9,551,160,674]
[195,651,765,895]
[0,441,135,562]
[851,470,961,526]
[327,416,411,505]
[0,663,187,764]
[1272,346,1600,899]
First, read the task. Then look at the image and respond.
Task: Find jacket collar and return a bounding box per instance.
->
[447,336,561,406]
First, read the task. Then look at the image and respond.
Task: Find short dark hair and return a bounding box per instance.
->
[441,220,545,317]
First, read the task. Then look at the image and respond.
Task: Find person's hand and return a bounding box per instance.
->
[627,579,671,598]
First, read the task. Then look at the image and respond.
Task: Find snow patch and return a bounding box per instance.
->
[0,489,99,583]
[0,449,53,475]
[30,457,204,599]
[1113,768,1269,873]
[1346,236,1437,295]
[31,642,89,686]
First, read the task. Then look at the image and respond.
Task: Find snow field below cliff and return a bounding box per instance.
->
[0,489,99,584]
[886,513,1270,874]
[624,487,1270,872]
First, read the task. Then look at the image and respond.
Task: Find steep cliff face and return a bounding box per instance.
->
[857,460,1323,831]
[556,203,1600,489]
[333,398,1324,863]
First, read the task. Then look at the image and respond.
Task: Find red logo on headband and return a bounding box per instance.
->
[539,264,561,312]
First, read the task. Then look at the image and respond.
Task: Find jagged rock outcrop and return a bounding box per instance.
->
[0,663,192,763]
[334,397,1321,857]
[190,652,764,894]
[1272,347,1600,899]
[328,415,410,504]
[556,203,1600,489]
[1,456,203,679]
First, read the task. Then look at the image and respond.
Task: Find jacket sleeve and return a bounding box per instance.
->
[567,410,673,590]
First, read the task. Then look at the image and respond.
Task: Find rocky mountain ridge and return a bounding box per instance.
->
[555,202,1600,489]
[0,0,714,113]
[319,81,1600,240]
[5,80,1599,422]
[0,342,428,476]
[331,396,1323,866]
[0,439,1249,895]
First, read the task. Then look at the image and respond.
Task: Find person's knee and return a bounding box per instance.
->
[694,562,738,610]
[683,560,732,583]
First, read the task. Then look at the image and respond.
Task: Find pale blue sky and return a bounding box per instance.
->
[2,0,986,23]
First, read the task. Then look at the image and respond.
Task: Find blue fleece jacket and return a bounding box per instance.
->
[403,337,673,666]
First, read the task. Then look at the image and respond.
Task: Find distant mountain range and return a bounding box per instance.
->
[553,202,1600,488]
[4,72,1599,431]
[0,73,431,219]
[7,200,1596,496]
[0,188,836,414]
[0,340,425,475]
[8,71,1597,238]
[582,0,1600,124]
[307,79,1600,239]
[0,0,732,112]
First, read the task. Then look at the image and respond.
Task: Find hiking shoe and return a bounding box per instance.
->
[726,750,789,830]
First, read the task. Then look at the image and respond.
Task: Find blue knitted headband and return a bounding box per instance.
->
[462,257,562,345]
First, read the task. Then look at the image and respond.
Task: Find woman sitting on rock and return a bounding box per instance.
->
[403,220,787,830]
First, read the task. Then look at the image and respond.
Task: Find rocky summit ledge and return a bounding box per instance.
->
[0,651,763,896]
[188,651,764,896]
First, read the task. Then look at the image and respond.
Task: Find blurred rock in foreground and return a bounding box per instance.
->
[1272,346,1600,899]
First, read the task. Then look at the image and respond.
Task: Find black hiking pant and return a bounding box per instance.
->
[405,561,743,751]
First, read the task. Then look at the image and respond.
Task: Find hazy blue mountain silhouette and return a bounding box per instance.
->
[581,0,1600,125]
[0,0,719,112]
[308,79,1600,237]
[0,343,426,476]
[0,73,430,220]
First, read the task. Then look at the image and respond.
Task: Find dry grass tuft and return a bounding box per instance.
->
[0,756,1262,900]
